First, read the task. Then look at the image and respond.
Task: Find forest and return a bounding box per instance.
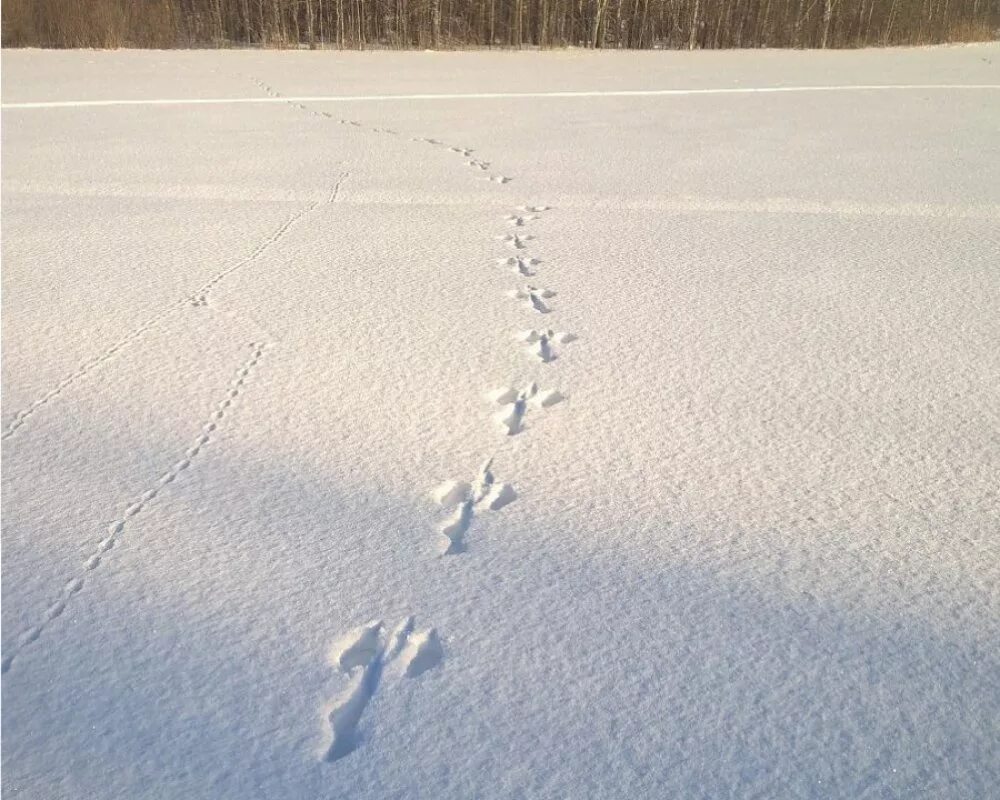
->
[3,0,998,50]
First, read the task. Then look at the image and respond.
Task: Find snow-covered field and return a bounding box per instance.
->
[2,45,999,798]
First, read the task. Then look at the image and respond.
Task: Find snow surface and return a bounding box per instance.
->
[2,45,1000,798]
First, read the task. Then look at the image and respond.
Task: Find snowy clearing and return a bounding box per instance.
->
[2,45,999,799]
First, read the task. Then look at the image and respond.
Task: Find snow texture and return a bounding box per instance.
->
[2,45,1000,799]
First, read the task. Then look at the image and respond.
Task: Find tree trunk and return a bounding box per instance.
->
[821,0,835,47]
[688,0,700,49]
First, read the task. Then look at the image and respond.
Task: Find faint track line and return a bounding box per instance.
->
[244,74,511,185]
[1,342,268,675]
[2,173,346,442]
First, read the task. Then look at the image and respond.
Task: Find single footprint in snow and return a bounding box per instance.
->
[450,146,474,157]
[497,233,533,250]
[432,458,516,555]
[321,617,441,762]
[467,159,490,171]
[496,255,540,276]
[329,621,383,672]
[488,383,564,436]
[518,329,576,363]
[517,205,553,213]
[507,285,555,314]
[489,175,513,184]
[400,629,444,678]
[190,294,208,307]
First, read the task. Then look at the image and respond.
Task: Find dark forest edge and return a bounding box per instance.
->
[3,0,998,50]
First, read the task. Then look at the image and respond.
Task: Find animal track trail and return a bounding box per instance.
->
[489,383,565,436]
[432,458,516,554]
[426,203,558,544]
[1,173,346,443]
[407,134,516,183]
[518,329,576,363]
[250,74,510,186]
[247,75,512,186]
[322,617,442,762]
[508,285,556,314]
[0,342,269,675]
[249,76,281,98]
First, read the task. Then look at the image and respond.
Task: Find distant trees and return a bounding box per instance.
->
[3,0,997,49]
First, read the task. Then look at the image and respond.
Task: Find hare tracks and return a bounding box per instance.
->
[321,617,442,762]
[489,383,565,436]
[508,285,556,314]
[432,458,516,554]
[497,233,534,250]
[242,75,578,764]
[518,329,576,363]
[248,75,515,187]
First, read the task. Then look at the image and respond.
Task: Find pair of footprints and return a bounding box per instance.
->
[518,329,576,363]
[432,457,516,555]
[498,239,553,313]
[430,384,564,552]
[323,617,442,762]
[488,382,565,436]
[505,207,550,227]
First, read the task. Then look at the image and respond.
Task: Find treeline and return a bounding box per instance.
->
[3,0,997,49]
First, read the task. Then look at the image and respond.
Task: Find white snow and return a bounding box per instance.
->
[2,45,999,799]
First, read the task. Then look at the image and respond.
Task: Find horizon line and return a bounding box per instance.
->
[5,83,1000,109]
